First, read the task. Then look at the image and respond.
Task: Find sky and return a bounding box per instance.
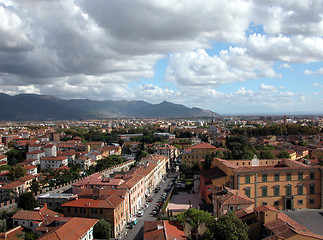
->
[0,0,323,115]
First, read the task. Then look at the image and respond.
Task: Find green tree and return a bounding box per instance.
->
[179,162,188,174]
[277,151,290,159]
[29,179,41,194]
[0,219,6,232]
[176,208,213,239]
[260,150,276,159]
[93,219,111,240]
[204,152,215,169]
[203,211,249,240]
[0,164,11,172]
[135,150,148,161]
[7,165,26,181]
[23,231,39,240]
[18,192,39,210]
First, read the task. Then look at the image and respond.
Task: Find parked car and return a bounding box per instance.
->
[137,211,144,217]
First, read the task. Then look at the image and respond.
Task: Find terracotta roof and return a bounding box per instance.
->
[78,187,127,199]
[58,150,77,156]
[22,165,37,170]
[254,205,279,213]
[264,213,323,239]
[39,217,98,240]
[61,197,123,209]
[41,156,67,161]
[199,167,226,180]
[144,221,186,240]
[12,208,58,221]
[27,150,45,154]
[0,226,24,240]
[220,188,254,205]
[191,142,216,149]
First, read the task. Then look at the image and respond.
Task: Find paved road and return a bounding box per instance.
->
[121,175,176,240]
[283,209,323,235]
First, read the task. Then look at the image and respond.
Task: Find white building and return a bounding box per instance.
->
[40,156,68,170]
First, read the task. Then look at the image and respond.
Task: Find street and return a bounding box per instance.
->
[121,174,176,240]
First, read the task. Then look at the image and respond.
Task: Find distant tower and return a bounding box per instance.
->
[284,116,287,125]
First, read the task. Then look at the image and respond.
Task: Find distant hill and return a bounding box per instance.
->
[0,93,219,121]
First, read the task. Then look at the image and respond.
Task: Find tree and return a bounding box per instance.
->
[135,150,148,161]
[19,192,39,210]
[203,211,249,240]
[93,219,111,240]
[179,162,188,174]
[260,150,276,159]
[29,179,41,194]
[204,152,215,169]
[7,165,26,181]
[23,231,39,240]
[277,151,290,159]
[176,208,213,239]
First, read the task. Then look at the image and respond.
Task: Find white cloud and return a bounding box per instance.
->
[165,48,280,86]
[246,34,323,63]
[303,68,323,75]
[278,63,291,69]
[259,83,278,92]
[313,83,323,88]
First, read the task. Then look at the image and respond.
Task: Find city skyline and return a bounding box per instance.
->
[0,0,323,114]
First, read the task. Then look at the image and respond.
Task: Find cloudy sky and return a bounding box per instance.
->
[1,0,323,114]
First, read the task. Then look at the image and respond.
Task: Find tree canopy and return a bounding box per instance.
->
[93,219,111,240]
[18,192,39,210]
[177,208,213,238]
[203,211,249,240]
[7,165,26,181]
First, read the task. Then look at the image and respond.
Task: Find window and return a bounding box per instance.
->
[262,186,268,197]
[309,199,315,204]
[80,208,86,214]
[298,172,303,180]
[245,175,250,184]
[286,173,291,181]
[74,208,78,213]
[286,185,292,196]
[30,222,33,227]
[244,188,251,198]
[262,202,267,206]
[100,209,103,214]
[298,200,303,205]
[229,206,234,211]
[262,174,267,182]
[274,186,280,196]
[297,185,303,195]
[92,208,98,214]
[309,184,315,194]
[274,174,280,182]
[310,172,315,180]
[274,201,279,206]
[14,221,18,226]
[68,208,70,213]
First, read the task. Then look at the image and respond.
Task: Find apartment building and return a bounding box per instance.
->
[208,156,323,210]
[191,142,217,168]
[62,195,127,238]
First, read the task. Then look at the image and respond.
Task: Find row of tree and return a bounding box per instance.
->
[231,124,321,137]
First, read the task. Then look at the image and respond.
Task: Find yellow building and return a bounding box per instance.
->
[208,156,322,210]
[191,142,217,168]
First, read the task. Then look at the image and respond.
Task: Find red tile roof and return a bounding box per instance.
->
[39,217,98,240]
[144,221,186,240]
[191,142,216,149]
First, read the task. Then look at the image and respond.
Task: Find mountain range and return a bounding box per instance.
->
[0,93,219,121]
